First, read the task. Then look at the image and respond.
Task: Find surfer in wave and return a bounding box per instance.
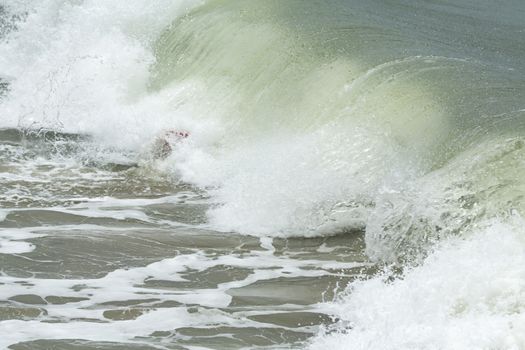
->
[152,129,190,159]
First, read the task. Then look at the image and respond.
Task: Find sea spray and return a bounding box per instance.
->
[1,1,525,349]
[310,216,525,350]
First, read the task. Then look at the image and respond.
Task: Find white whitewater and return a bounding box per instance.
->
[1,0,525,349]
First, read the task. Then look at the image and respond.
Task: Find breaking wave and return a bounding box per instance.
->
[1,1,525,348]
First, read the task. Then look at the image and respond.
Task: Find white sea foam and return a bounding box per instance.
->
[0,308,264,349]
[310,217,525,350]
[0,228,45,254]
[0,210,7,222]
[0,240,366,347]
[174,123,415,237]
[0,0,205,149]
[1,1,524,348]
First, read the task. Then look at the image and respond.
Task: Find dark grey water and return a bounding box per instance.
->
[0,129,371,349]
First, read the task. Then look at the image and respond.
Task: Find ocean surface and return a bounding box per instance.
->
[1,1,525,349]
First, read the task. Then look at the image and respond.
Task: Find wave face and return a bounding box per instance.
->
[149,0,525,240]
[1,0,525,349]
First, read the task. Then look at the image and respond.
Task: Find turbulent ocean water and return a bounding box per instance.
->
[1,0,525,349]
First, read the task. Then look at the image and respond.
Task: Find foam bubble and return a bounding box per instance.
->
[0,228,44,254]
